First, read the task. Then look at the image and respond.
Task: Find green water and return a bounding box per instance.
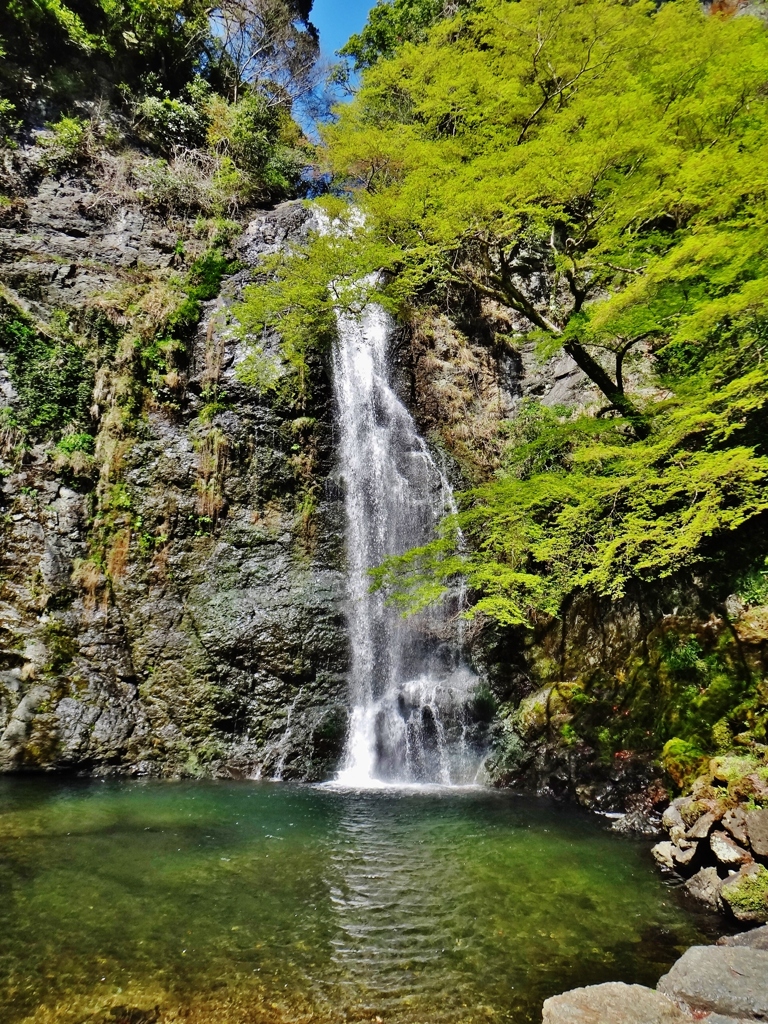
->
[0,779,719,1024]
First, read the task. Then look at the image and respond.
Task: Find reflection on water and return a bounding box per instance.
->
[0,779,722,1024]
[327,796,477,1014]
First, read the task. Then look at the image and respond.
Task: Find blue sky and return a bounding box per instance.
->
[311,0,375,58]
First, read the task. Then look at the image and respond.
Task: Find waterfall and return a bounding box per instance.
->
[331,295,482,788]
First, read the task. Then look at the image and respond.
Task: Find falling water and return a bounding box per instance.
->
[332,296,482,787]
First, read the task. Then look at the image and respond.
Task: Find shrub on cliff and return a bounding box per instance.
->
[1,0,316,209]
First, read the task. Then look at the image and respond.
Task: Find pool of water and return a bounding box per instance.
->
[0,778,720,1024]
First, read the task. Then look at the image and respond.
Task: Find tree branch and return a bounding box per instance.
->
[564,339,648,437]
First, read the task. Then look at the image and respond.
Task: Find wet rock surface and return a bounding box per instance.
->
[657,945,768,1019]
[0,191,349,779]
[718,924,768,949]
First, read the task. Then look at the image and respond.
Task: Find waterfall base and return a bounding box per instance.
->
[332,668,486,789]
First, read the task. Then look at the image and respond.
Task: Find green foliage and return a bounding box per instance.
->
[135,94,209,152]
[339,0,465,71]
[55,433,95,455]
[2,0,212,107]
[39,115,89,163]
[0,313,94,440]
[320,0,768,421]
[37,113,122,169]
[735,559,768,607]
[303,0,768,626]
[0,99,21,144]
[2,0,313,209]
[205,91,305,198]
[128,88,305,213]
[235,204,402,404]
[659,635,705,676]
[187,248,240,302]
[373,367,768,625]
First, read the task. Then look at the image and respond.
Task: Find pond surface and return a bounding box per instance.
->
[0,778,720,1024]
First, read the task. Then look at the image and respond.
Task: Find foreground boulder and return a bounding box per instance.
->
[718,923,768,949]
[657,945,768,1019]
[542,982,692,1023]
[543,927,768,1023]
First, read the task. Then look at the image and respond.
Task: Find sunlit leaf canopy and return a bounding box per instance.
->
[239,0,768,625]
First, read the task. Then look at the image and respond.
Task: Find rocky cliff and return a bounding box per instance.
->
[2,141,765,814]
[0,158,349,779]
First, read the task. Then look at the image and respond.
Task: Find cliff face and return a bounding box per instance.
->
[0,142,603,784]
[0,167,349,779]
[2,147,764,807]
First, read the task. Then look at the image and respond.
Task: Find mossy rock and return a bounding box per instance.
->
[662,738,708,789]
[711,754,768,786]
[721,864,768,923]
[511,683,582,740]
[678,798,709,828]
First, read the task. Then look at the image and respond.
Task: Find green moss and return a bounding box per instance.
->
[723,866,768,917]
[55,433,94,456]
[662,738,708,790]
[0,310,94,441]
[42,619,78,675]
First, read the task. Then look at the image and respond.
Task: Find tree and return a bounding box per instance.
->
[243,0,768,623]
[321,0,768,435]
[338,0,462,71]
[210,0,320,103]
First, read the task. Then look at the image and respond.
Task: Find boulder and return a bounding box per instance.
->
[542,983,692,1024]
[652,840,697,871]
[703,1017,757,1024]
[718,923,768,949]
[662,802,686,832]
[746,808,768,857]
[686,811,717,840]
[684,867,722,909]
[710,831,753,868]
[721,863,768,923]
[657,945,768,1018]
[723,807,749,846]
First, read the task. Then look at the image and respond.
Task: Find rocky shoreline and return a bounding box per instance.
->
[647,758,768,925]
[543,923,768,1023]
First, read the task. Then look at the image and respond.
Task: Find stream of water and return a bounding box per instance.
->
[332,296,481,787]
[0,778,720,1024]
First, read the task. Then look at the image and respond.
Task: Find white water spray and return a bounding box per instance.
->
[332,295,482,787]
